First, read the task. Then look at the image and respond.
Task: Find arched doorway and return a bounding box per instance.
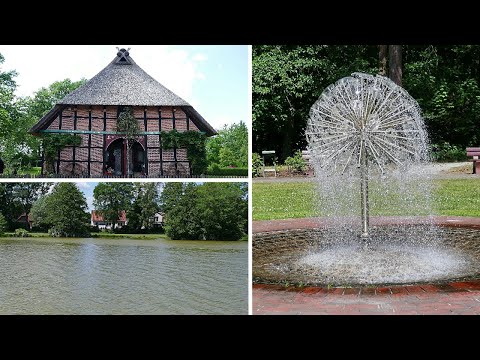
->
[105,138,146,176]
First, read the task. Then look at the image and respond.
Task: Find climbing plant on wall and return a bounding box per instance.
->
[161,130,207,175]
[117,107,140,177]
[41,134,81,174]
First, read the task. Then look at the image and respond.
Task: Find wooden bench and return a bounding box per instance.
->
[466,147,480,174]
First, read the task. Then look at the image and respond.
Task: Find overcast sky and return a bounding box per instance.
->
[0,45,249,130]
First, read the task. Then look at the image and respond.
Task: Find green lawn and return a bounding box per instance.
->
[2,232,168,240]
[253,179,480,221]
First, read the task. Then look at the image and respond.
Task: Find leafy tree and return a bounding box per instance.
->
[31,183,89,237]
[253,45,377,160]
[116,107,140,177]
[0,76,86,174]
[161,182,248,240]
[29,195,49,230]
[159,182,185,214]
[0,182,52,228]
[206,121,248,167]
[93,183,134,228]
[127,183,160,231]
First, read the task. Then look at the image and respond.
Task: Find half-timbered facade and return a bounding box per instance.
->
[29,48,216,177]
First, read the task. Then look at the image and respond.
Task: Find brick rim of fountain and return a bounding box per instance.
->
[253,216,480,294]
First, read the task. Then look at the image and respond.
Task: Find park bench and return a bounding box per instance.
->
[301,150,314,176]
[466,147,480,174]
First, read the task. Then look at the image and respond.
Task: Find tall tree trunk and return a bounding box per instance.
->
[389,45,403,86]
[378,45,388,75]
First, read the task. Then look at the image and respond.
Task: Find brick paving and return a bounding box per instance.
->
[253,282,480,315]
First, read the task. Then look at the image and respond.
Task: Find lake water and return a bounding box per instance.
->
[0,237,248,315]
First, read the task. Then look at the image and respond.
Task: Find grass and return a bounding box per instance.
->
[2,232,168,240]
[253,179,480,221]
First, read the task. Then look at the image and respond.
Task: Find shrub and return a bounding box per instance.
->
[207,164,248,177]
[284,150,307,172]
[14,228,30,237]
[431,143,467,162]
[252,153,263,177]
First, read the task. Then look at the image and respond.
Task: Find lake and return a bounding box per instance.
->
[0,237,248,315]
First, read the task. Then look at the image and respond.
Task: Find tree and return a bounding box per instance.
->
[29,195,50,230]
[206,121,248,167]
[0,77,86,174]
[32,183,90,237]
[0,182,52,228]
[159,182,185,214]
[253,45,377,160]
[389,45,403,86]
[378,45,388,75]
[126,183,160,231]
[160,182,248,240]
[116,107,140,177]
[93,183,134,228]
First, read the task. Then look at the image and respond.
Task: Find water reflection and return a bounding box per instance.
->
[0,238,248,315]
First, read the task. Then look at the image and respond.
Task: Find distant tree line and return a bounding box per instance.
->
[0,182,248,240]
[253,45,480,161]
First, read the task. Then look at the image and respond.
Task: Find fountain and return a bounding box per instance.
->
[253,73,480,286]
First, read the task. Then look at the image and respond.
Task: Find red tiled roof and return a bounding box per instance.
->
[91,210,127,222]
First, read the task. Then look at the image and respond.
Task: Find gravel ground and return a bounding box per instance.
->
[254,162,476,182]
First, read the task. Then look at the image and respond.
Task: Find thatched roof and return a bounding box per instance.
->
[30,48,216,135]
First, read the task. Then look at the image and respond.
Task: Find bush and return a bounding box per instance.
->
[14,228,30,237]
[431,143,467,162]
[252,153,263,177]
[207,164,248,177]
[284,150,307,172]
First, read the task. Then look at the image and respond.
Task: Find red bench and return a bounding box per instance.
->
[466,147,480,174]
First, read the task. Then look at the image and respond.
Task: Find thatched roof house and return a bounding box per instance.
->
[30,48,216,177]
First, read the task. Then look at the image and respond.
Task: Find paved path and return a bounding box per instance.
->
[253,282,480,315]
[254,162,475,182]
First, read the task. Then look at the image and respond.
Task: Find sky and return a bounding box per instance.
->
[76,182,96,212]
[0,45,249,130]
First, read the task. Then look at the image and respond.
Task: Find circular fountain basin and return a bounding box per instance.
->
[253,217,480,287]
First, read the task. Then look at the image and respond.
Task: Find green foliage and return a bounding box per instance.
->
[0,183,52,229]
[160,183,248,240]
[126,183,160,231]
[161,130,207,175]
[41,133,81,174]
[93,183,134,228]
[14,228,30,237]
[116,107,140,177]
[206,122,248,167]
[431,143,467,162]
[206,164,248,176]
[253,45,480,160]
[252,152,263,177]
[0,213,6,235]
[0,73,85,174]
[284,150,307,172]
[31,183,90,237]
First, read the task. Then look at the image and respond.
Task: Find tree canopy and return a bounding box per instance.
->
[0,53,86,174]
[93,183,134,228]
[160,182,247,240]
[206,121,248,167]
[30,183,89,237]
[253,45,480,160]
